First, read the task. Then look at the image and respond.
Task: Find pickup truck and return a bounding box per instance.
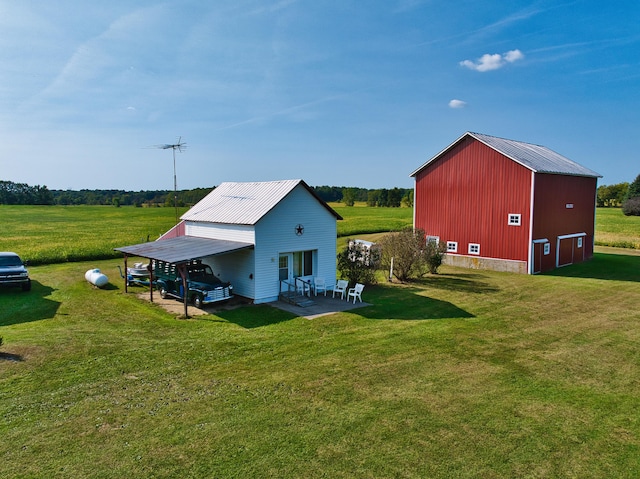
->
[0,252,31,291]
[154,260,233,308]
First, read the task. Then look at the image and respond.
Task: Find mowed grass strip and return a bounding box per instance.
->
[1,253,639,478]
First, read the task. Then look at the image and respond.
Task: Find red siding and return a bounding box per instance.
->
[414,137,532,262]
[532,174,597,271]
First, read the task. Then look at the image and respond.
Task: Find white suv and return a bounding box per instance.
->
[0,252,31,291]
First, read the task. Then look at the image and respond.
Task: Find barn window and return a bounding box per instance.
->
[508,214,521,226]
[577,237,583,248]
[544,243,550,255]
[447,241,458,253]
[468,243,480,255]
[426,235,439,244]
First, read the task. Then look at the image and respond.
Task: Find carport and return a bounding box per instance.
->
[115,236,253,317]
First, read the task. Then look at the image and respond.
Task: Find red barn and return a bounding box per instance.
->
[410,132,601,274]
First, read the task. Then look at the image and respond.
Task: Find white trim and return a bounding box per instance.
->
[446,241,458,253]
[508,213,521,226]
[556,232,587,268]
[532,238,549,244]
[528,171,535,274]
[468,243,480,255]
[557,232,586,240]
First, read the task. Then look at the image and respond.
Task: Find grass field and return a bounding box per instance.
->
[594,207,640,249]
[1,204,640,477]
[1,204,636,265]
[1,254,639,478]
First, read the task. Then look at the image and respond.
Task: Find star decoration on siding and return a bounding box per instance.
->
[295,224,304,236]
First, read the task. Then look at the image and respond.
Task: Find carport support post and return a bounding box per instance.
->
[178,263,189,318]
[148,262,153,303]
[123,255,129,293]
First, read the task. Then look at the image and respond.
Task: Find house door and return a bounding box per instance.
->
[279,253,293,283]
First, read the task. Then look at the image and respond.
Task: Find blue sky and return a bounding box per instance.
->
[1,0,638,191]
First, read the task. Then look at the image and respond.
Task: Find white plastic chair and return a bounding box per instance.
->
[333,279,349,300]
[314,277,327,296]
[347,283,364,304]
[296,277,311,296]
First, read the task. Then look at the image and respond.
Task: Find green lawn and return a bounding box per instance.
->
[1,204,637,266]
[595,207,640,249]
[1,203,639,477]
[1,252,639,478]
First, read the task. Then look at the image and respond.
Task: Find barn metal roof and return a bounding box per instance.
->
[410,132,602,178]
[114,236,253,264]
[180,179,342,225]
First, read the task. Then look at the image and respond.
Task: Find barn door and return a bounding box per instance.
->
[532,242,543,274]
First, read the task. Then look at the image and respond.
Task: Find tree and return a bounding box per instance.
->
[622,173,640,216]
[597,183,629,207]
[337,240,380,285]
[624,174,640,201]
[402,189,413,208]
[342,187,357,206]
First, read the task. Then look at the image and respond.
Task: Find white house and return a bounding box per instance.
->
[117,179,342,304]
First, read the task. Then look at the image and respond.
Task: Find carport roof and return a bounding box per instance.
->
[115,236,253,264]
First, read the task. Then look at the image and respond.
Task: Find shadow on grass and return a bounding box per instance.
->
[0,352,24,362]
[358,285,474,321]
[414,272,500,294]
[212,304,297,329]
[0,281,60,326]
[546,252,640,282]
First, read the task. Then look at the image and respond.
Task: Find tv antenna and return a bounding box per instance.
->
[153,137,187,224]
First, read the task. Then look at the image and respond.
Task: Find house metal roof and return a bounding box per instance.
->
[410,132,602,178]
[181,179,342,225]
[114,236,253,264]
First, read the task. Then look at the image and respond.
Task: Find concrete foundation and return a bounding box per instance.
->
[444,255,528,274]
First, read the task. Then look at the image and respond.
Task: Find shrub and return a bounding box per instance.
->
[337,240,380,285]
[378,228,448,280]
[424,240,448,274]
[622,196,640,216]
[377,228,423,281]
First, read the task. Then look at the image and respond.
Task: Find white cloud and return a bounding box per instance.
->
[460,49,524,72]
[504,49,524,62]
[448,99,467,109]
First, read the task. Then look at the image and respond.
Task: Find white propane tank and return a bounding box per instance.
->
[85,268,109,288]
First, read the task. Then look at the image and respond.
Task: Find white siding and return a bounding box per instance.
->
[253,184,337,303]
[181,182,338,304]
[203,248,255,300]
[186,222,255,243]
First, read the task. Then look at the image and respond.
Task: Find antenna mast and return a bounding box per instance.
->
[154,137,187,224]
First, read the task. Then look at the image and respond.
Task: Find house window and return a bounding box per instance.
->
[544,243,550,255]
[508,214,521,226]
[577,237,583,248]
[447,241,458,253]
[293,250,314,277]
[468,243,480,255]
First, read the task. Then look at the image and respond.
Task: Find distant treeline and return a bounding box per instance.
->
[0,180,413,207]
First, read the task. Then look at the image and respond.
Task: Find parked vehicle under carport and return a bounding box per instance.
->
[154,259,233,308]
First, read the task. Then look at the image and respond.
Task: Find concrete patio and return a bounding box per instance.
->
[269,293,370,319]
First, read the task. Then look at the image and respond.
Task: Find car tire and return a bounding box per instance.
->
[193,294,203,308]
